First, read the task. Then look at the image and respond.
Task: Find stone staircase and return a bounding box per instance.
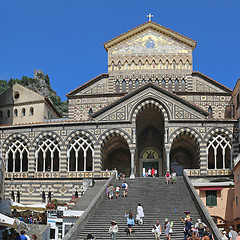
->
[78,177,202,239]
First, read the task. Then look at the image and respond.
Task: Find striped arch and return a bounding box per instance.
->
[64,129,97,147]
[203,127,233,144]
[3,133,31,157]
[169,127,202,146]
[32,131,63,148]
[98,128,132,149]
[130,99,170,123]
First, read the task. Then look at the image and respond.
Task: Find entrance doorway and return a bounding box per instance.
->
[143,161,159,177]
[136,105,164,176]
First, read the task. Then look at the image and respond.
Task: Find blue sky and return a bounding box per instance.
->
[0,0,239,100]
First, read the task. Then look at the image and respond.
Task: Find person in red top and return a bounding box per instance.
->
[165,170,170,184]
[151,168,155,177]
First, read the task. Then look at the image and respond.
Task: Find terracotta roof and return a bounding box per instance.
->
[104,21,197,51]
[92,82,209,118]
[66,73,108,97]
[192,71,232,93]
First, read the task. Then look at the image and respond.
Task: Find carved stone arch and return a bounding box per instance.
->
[4,133,30,173]
[203,127,233,144]
[32,131,63,148]
[169,127,202,145]
[130,98,170,123]
[204,127,233,169]
[3,133,31,156]
[99,128,132,148]
[99,128,132,176]
[169,127,201,175]
[65,129,97,147]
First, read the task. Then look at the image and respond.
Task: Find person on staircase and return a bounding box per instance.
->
[165,170,171,184]
[151,167,155,177]
[152,220,162,240]
[165,219,171,240]
[136,203,144,225]
[228,226,238,240]
[115,186,120,199]
[122,182,128,198]
[108,184,115,199]
[171,170,177,184]
[124,211,135,236]
[181,217,192,240]
[109,221,118,240]
[148,167,152,177]
[195,219,206,238]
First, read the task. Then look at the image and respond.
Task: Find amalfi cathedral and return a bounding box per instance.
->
[0,18,239,234]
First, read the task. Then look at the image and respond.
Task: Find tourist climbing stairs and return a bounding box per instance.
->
[78,177,202,239]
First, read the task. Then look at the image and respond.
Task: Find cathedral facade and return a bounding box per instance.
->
[0,21,237,204]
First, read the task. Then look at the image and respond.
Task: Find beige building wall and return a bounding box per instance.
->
[233,161,240,230]
[0,84,60,125]
[196,187,234,223]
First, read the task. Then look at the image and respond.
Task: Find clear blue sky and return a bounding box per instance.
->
[0,0,239,100]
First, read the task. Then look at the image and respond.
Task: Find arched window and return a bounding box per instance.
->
[161,79,166,88]
[30,107,34,116]
[128,80,133,92]
[207,133,231,169]
[181,79,186,91]
[168,80,173,91]
[42,191,46,203]
[14,109,18,117]
[89,108,93,120]
[67,135,94,172]
[141,79,145,85]
[115,80,120,93]
[17,191,20,203]
[6,138,29,172]
[135,79,139,88]
[174,79,179,91]
[7,110,10,118]
[36,136,60,172]
[122,80,126,93]
[208,106,213,119]
[22,108,26,116]
[155,79,159,85]
[11,191,15,202]
[111,62,114,71]
[173,61,176,69]
[48,191,51,202]
[75,191,79,198]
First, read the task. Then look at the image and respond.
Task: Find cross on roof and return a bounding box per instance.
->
[147,13,154,21]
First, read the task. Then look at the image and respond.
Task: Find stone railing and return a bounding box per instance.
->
[62,172,116,240]
[186,168,232,177]
[183,170,223,240]
[5,171,114,179]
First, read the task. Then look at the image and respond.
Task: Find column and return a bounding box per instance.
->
[130,151,135,179]
[214,149,217,169]
[166,150,170,171]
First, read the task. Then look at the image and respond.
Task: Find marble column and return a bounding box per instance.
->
[130,151,135,179]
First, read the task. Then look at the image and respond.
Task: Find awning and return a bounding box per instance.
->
[10,203,47,212]
[0,213,28,230]
[200,187,223,191]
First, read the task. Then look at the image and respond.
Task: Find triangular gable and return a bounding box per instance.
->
[93,83,208,122]
[104,21,197,52]
[192,72,232,93]
[66,73,108,97]
[0,83,45,105]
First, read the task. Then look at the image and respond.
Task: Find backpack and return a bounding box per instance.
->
[198,222,204,230]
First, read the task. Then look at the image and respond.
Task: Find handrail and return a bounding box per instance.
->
[183,170,222,240]
[63,173,116,240]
